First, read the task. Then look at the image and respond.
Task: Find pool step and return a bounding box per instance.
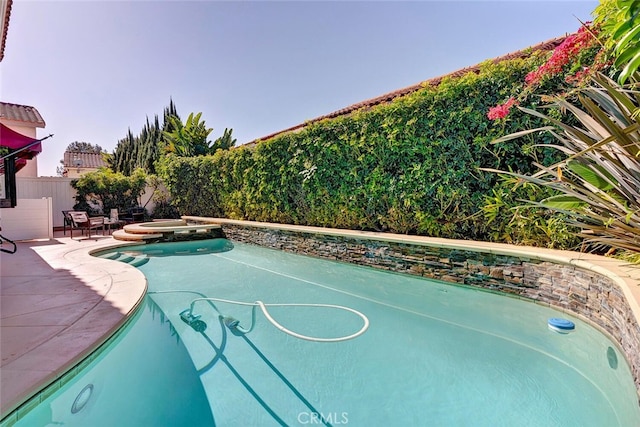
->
[112,219,222,242]
[100,252,122,260]
[115,254,135,264]
[129,255,150,267]
[112,229,163,242]
[99,252,149,267]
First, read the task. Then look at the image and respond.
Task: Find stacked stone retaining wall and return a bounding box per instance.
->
[219,222,640,394]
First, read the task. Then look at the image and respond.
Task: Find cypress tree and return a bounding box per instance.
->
[110,100,180,175]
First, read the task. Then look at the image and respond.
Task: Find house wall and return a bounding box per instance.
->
[1,122,39,178]
[16,158,37,177]
[64,167,99,179]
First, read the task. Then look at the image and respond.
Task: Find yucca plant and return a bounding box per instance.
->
[483,72,640,254]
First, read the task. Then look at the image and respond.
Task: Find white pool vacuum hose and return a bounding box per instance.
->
[181,297,370,342]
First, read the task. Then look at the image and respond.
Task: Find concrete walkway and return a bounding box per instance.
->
[0,232,146,418]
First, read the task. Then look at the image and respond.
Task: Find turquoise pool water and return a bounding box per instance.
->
[9,239,640,426]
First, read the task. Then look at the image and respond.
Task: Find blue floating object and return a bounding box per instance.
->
[548,317,575,333]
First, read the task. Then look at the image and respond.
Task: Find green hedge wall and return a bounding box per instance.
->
[159,54,581,246]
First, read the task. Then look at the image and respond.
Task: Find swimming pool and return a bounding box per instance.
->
[10,239,640,426]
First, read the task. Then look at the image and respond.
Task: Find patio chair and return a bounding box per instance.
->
[120,206,146,224]
[103,209,124,234]
[0,228,17,254]
[62,210,74,235]
[68,211,105,240]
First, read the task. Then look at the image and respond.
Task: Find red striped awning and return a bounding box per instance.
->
[0,123,42,173]
[0,122,41,158]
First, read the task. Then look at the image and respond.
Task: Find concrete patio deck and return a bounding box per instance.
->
[0,231,146,419]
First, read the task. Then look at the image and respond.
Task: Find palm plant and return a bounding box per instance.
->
[211,128,237,152]
[483,72,640,254]
[163,112,213,157]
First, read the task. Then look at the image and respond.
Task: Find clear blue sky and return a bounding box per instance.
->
[1,0,598,176]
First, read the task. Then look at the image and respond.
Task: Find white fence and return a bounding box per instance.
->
[0,197,53,240]
[15,177,157,227]
[0,177,158,239]
[16,177,76,228]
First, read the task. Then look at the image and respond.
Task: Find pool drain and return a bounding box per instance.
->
[607,346,618,369]
[71,383,94,414]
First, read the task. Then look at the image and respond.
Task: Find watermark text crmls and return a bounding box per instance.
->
[297,411,349,425]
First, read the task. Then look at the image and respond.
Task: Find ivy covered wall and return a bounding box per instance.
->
[159,53,582,247]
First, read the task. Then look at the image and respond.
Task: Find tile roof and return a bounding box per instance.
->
[1,0,12,62]
[246,35,567,146]
[0,101,46,127]
[63,151,106,169]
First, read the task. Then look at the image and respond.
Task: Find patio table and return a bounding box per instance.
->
[103,218,124,234]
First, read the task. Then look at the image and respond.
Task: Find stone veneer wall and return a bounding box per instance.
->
[219,223,640,393]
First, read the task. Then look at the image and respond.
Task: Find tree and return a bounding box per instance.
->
[109,99,180,175]
[65,141,104,153]
[211,128,237,152]
[163,112,214,156]
[71,168,148,214]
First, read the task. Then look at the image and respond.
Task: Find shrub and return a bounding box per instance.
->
[485,73,640,255]
[160,36,599,247]
[71,168,147,214]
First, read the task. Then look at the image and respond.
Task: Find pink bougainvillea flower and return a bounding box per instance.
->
[565,67,592,85]
[489,23,599,121]
[524,24,598,86]
[524,70,540,85]
[487,97,518,120]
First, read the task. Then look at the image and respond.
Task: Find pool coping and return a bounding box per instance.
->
[0,236,147,420]
[188,217,640,391]
[185,217,640,322]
